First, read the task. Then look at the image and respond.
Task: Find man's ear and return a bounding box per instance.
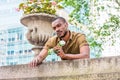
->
[65,22,68,28]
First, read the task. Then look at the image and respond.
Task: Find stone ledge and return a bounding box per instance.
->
[0,56,120,80]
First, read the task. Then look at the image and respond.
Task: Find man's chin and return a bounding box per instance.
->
[57,34,61,37]
[57,35,63,38]
[57,35,61,38]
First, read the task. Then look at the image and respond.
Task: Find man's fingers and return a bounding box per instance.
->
[29,58,39,67]
[56,50,60,53]
[29,61,36,67]
[53,46,61,50]
[57,53,60,56]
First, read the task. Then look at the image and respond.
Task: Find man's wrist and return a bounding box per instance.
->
[37,55,43,63]
[61,53,67,59]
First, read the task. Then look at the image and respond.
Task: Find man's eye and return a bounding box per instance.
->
[53,24,62,30]
[57,24,61,27]
[53,27,56,30]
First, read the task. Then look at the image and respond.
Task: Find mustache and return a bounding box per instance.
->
[57,30,62,32]
[56,30,62,33]
[52,31,62,35]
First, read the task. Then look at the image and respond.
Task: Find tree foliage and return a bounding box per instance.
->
[62,0,120,57]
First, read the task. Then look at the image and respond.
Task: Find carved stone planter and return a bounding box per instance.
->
[20,13,57,55]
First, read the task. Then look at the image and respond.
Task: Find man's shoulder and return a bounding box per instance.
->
[48,35,57,41]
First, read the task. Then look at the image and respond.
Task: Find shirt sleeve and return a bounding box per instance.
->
[43,38,52,50]
[78,34,89,48]
[43,37,56,50]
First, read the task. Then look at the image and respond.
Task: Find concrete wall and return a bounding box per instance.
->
[0,56,120,80]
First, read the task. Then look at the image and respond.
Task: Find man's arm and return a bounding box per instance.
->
[29,48,48,67]
[56,45,90,60]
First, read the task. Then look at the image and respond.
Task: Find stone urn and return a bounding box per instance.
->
[20,13,57,56]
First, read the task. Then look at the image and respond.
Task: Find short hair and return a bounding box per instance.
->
[52,17,67,23]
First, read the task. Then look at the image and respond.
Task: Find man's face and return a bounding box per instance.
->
[52,19,68,38]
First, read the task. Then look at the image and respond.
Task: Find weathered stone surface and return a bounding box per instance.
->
[20,13,57,56]
[20,13,56,46]
[0,56,120,80]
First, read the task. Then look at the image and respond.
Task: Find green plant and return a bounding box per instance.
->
[48,40,66,55]
[62,0,120,58]
[18,0,63,15]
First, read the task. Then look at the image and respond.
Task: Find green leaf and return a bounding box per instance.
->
[19,3,24,9]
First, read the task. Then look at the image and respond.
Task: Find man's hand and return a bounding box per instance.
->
[53,46,66,59]
[29,56,42,67]
[29,49,48,67]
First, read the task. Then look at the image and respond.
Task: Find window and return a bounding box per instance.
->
[19,50,23,54]
[7,51,10,55]
[11,51,14,55]
[10,62,14,65]
[52,59,55,61]
[20,34,22,40]
[28,50,31,52]
[17,33,23,41]
[1,39,3,41]
[12,38,15,41]
[24,50,27,53]
[8,38,11,42]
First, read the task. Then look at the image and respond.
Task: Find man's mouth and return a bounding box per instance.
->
[57,31,62,36]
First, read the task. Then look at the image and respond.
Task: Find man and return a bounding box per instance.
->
[30,17,90,67]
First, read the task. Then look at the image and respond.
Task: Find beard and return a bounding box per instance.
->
[59,31,67,39]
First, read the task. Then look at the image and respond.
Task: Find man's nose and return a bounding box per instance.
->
[55,27,60,32]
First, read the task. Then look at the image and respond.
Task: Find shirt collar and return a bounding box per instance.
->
[69,31,72,41]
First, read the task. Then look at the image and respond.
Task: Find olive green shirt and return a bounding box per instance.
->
[43,31,89,54]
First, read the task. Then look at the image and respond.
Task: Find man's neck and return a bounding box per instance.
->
[61,30,70,42]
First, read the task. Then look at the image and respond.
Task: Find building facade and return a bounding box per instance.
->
[0,26,35,66]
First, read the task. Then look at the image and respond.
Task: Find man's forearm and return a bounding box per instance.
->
[62,53,89,60]
[37,49,48,62]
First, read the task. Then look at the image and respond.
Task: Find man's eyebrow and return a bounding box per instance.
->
[56,23,61,26]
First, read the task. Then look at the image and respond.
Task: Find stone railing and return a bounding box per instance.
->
[0,56,120,80]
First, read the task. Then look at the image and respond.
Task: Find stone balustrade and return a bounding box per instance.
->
[0,56,120,80]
